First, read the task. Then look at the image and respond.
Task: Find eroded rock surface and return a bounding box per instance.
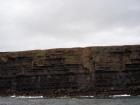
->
[0,45,140,97]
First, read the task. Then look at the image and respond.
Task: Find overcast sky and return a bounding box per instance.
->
[0,0,140,51]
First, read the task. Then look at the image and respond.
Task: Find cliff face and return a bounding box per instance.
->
[0,45,140,97]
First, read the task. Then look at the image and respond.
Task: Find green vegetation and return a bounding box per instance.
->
[34,50,46,57]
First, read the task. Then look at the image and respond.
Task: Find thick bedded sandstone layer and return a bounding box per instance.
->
[0,45,140,97]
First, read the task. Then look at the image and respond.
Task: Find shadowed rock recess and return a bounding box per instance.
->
[0,45,140,97]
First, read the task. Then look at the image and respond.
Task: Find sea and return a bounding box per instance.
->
[0,95,140,105]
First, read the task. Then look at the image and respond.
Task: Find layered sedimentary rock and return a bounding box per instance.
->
[0,45,140,97]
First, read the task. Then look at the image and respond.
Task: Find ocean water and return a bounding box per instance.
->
[0,97,140,105]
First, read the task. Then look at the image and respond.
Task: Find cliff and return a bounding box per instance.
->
[0,45,140,97]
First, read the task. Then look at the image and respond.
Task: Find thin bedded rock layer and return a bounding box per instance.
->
[0,45,140,97]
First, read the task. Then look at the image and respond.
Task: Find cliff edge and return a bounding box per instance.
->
[0,45,140,97]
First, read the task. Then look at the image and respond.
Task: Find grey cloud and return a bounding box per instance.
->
[0,0,140,51]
